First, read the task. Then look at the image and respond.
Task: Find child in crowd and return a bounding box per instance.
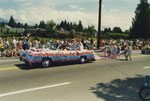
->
[3,47,10,57]
[11,47,17,57]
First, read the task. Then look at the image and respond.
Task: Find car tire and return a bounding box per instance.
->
[80,57,86,64]
[139,86,150,100]
[26,62,32,68]
[42,59,50,68]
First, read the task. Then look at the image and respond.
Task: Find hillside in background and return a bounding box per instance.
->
[0,18,7,23]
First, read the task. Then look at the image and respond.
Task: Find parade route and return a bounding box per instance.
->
[0,50,150,101]
[0,50,148,70]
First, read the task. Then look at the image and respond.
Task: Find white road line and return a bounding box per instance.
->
[143,66,150,69]
[0,82,71,98]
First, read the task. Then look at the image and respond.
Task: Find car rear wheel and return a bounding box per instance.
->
[80,57,86,64]
[42,59,50,68]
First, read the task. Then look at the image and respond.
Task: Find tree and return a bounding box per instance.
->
[8,16,16,27]
[112,27,122,33]
[86,25,96,37]
[0,22,5,27]
[59,21,64,30]
[6,28,10,34]
[16,22,21,28]
[46,20,57,35]
[77,20,83,32]
[64,20,67,30]
[72,23,78,31]
[103,27,111,34]
[24,23,29,29]
[130,0,150,39]
[37,29,42,37]
[39,20,45,29]
[34,24,38,29]
[124,29,130,34]
[0,28,3,34]
[70,29,75,38]
[108,28,111,32]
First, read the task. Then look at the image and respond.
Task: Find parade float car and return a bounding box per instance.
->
[141,44,150,54]
[20,44,95,68]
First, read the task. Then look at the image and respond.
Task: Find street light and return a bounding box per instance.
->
[97,0,102,49]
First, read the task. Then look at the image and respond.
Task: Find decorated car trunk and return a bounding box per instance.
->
[20,48,95,68]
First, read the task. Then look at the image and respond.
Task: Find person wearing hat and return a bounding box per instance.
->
[0,37,4,57]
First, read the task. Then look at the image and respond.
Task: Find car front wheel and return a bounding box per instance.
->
[42,59,50,68]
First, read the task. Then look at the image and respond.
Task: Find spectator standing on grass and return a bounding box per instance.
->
[11,36,17,49]
[0,37,4,57]
[35,39,39,49]
[29,40,32,49]
[41,39,44,48]
[38,39,41,48]
[85,39,90,50]
[26,39,30,50]
[93,39,97,49]
[90,38,93,50]
[22,37,26,50]
[45,40,50,49]
[11,36,17,56]
[4,37,9,49]
[76,39,84,50]
[17,38,22,53]
[81,38,85,48]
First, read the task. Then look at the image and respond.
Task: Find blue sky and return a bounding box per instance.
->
[0,0,150,30]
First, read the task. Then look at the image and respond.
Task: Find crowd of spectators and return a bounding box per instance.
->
[0,36,95,57]
[0,36,149,59]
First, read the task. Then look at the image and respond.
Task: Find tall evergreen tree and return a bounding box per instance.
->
[8,16,16,27]
[39,20,45,29]
[24,23,29,29]
[16,22,21,28]
[103,27,111,34]
[77,20,83,32]
[130,0,150,39]
[59,21,64,29]
[34,24,38,29]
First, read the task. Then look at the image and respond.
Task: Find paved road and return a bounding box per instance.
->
[0,50,150,101]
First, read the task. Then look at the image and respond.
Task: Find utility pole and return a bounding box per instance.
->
[97,0,102,49]
[149,5,150,41]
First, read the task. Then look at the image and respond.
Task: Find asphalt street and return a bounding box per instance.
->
[0,50,150,101]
